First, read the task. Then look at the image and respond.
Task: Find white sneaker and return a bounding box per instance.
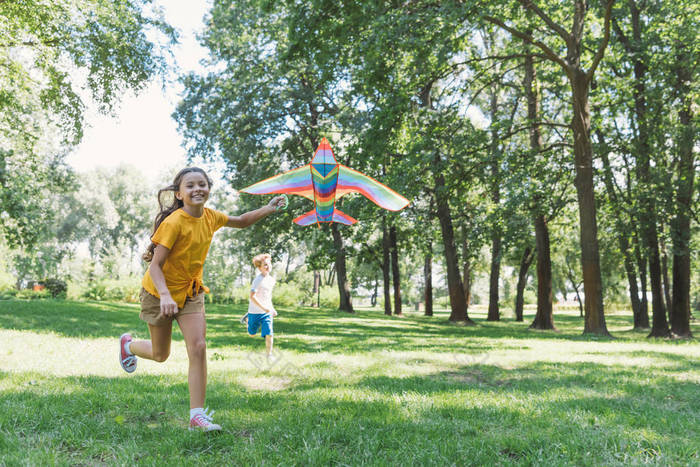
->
[189,408,222,432]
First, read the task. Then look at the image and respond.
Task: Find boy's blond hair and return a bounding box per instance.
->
[252,253,271,268]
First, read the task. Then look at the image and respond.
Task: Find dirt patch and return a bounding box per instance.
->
[241,376,292,391]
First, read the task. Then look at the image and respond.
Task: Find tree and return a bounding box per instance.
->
[481,0,614,336]
[0,0,174,148]
[609,0,668,336]
[0,0,174,249]
[666,2,698,338]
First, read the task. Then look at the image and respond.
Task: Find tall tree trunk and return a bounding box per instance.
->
[622,3,668,337]
[670,53,695,338]
[515,246,535,322]
[371,275,378,307]
[487,233,501,321]
[635,248,650,328]
[660,238,672,321]
[570,69,609,336]
[624,253,643,329]
[382,219,392,316]
[424,245,433,317]
[313,270,321,308]
[462,236,472,307]
[645,239,669,337]
[524,40,553,329]
[331,223,353,313]
[463,257,472,308]
[435,179,470,323]
[531,215,555,329]
[423,83,471,323]
[487,90,501,321]
[326,265,336,286]
[390,225,402,315]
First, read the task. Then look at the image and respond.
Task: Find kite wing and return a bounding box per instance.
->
[239,165,314,201]
[336,165,409,211]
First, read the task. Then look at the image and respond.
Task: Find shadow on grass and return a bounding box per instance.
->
[348,360,700,400]
[1,300,696,355]
[0,300,142,338]
[206,306,635,354]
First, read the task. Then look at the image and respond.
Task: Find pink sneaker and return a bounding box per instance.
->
[189,408,222,432]
[119,333,137,373]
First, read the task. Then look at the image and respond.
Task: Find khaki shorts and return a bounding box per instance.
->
[139,288,205,326]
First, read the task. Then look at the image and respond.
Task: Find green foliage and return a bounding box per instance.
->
[0,1,174,250]
[2,0,696,329]
[435,295,451,309]
[0,149,77,250]
[0,288,17,300]
[71,167,153,260]
[80,277,141,303]
[231,285,252,305]
[14,288,50,300]
[204,285,250,305]
[0,0,175,148]
[273,282,306,308]
[318,285,339,309]
[522,288,537,305]
[39,278,67,299]
[0,269,14,293]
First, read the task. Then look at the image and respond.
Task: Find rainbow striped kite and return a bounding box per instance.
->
[240,138,409,226]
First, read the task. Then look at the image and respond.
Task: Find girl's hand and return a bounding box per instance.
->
[159,294,178,318]
[268,195,287,211]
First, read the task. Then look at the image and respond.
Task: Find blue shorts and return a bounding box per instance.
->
[247,313,273,337]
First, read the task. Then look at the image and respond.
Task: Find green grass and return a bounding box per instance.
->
[0,300,698,466]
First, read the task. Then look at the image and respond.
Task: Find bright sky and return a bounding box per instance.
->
[65,0,218,185]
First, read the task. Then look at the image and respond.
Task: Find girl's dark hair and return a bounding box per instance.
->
[142,167,213,262]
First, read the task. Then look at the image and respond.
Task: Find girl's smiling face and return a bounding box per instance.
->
[176,172,210,207]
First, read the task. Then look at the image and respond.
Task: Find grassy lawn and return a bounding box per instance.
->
[0,300,698,466]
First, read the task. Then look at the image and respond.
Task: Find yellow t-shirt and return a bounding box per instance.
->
[142,207,229,308]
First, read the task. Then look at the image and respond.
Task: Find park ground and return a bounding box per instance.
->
[0,300,698,466]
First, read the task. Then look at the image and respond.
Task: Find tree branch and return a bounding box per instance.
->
[587,0,615,82]
[611,17,632,53]
[518,0,571,44]
[483,15,570,71]
[0,39,61,48]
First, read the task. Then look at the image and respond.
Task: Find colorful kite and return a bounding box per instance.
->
[240,138,409,226]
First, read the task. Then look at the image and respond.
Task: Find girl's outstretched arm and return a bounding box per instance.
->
[226,196,286,228]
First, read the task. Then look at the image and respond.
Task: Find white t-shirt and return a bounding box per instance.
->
[248,273,276,314]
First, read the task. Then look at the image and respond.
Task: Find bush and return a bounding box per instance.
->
[231,285,251,304]
[523,289,537,305]
[319,285,339,309]
[205,284,250,305]
[0,288,17,300]
[15,289,50,300]
[273,282,305,307]
[0,271,14,292]
[435,295,451,308]
[39,278,68,299]
[81,277,141,303]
